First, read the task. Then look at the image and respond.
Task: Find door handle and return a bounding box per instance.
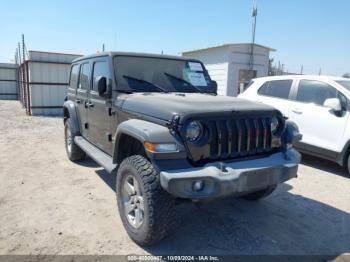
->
[76,99,81,104]
[85,101,94,108]
[292,108,303,114]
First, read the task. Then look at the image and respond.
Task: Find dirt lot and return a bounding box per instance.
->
[0,100,349,256]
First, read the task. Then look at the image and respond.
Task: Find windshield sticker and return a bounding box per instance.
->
[188,62,203,72]
[187,72,208,86]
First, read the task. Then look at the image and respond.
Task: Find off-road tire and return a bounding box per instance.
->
[240,185,277,201]
[116,155,177,246]
[64,118,85,161]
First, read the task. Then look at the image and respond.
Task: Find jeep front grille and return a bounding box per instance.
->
[184,117,277,163]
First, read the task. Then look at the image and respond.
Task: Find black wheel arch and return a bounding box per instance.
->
[63,100,81,135]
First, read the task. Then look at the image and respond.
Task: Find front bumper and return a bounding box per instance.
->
[160,149,301,199]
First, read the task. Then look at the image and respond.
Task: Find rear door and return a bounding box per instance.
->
[76,62,91,138]
[255,79,294,117]
[288,79,349,154]
[86,58,113,154]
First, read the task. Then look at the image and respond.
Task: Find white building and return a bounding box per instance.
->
[182,43,275,96]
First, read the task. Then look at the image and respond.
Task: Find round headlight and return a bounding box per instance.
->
[185,121,203,142]
[271,117,279,133]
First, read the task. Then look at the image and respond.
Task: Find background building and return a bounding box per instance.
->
[182,43,275,96]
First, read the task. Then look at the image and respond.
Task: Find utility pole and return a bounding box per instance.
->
[102,43,105,52]
[249,0,257,70]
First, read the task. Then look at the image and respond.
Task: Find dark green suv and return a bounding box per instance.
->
[63,52,301,246]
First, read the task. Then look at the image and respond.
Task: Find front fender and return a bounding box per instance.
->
[113,119,186,162]
[63,100,80,134]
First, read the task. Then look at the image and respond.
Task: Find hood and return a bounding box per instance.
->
[119,93,279,123]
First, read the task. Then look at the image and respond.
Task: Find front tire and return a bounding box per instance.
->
[116,155,177,246]
[64,118,85,161]
[240,185,277,201]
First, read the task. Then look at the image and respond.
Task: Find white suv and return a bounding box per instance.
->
[239,75,350,174]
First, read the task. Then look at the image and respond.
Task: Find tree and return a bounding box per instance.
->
[342,73,350,78]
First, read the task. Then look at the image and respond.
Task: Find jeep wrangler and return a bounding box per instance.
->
[63,52,301,246]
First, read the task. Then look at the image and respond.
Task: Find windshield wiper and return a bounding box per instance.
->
[123,75,168,93]
[164,72,203,93]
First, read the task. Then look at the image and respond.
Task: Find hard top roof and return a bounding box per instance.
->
[72,51,200,63]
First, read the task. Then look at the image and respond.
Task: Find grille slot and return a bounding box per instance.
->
[207,117,273,160]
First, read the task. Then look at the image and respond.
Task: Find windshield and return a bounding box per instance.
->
[114,56,214,93]
[336,80,350,91]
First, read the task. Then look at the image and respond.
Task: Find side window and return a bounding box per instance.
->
[258,80,293,99]
[92,61,109,92]
[69,65,79,89]
[296,80,344,107]
[79,63,91,90]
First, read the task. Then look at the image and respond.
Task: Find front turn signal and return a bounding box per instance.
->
[144,142,178,153]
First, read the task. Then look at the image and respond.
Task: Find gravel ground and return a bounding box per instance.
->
[0,100,349,257]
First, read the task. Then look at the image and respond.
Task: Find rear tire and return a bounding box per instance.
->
[64,118,85,161]
[240,185,277,201]
[116,155,177,246]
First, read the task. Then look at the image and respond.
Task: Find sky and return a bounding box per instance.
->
[1,0,349,76]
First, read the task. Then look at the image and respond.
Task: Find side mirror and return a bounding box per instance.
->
[211,81,218,94]
[96,76,108,97]
[323,98,342,112]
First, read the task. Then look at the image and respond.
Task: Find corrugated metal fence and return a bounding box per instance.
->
[0,63,18,100]
[19,51,81,115]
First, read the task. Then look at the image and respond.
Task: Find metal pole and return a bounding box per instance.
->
[21,34,25,62]
[14,48,18,65]
[18,42,22,64]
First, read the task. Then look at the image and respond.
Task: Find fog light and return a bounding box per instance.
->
[192,180,205,192]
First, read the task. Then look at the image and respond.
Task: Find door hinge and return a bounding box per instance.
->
[108,107,116,116]
[107,133,114,142]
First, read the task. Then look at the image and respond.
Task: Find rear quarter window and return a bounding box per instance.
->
[69,64,79,89]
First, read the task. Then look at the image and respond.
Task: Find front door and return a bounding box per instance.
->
[76,62,91,138]
[86,58,113,154]
[289,79,349,154]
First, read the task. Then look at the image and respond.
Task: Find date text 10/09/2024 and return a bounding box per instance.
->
[127,255,220,261]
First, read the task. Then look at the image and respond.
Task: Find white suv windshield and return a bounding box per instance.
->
[336,80,350,91]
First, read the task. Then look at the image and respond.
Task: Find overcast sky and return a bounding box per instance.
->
[1,0,349,76]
